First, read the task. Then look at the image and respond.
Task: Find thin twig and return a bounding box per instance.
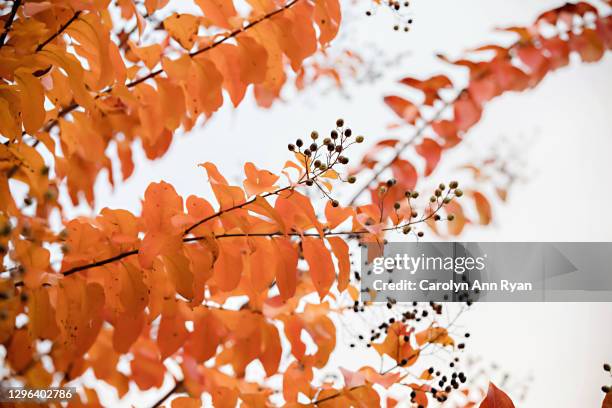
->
[151,380,182,408]
[61,190,450,277]
[0,0,22,49]
[311,385,363,405]
[35,10,82,52]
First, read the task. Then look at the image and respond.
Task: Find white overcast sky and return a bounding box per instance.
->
[54,0,612,406]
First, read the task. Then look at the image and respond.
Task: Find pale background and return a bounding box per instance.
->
[59,0,612,406]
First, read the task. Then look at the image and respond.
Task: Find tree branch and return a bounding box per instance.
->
[61,167,311,277]
[0,0,21,49]
[347,98,454,206]
[60,187,452,277]
[35,10,82,52]
[150,380,183,408]
[311,386,364,405]
[345,16,600,206]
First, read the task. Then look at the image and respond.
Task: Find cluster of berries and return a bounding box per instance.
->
[365,0,414,32]
[288,119,365,207]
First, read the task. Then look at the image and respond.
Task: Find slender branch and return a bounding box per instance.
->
[0,0,21,49]
[151,380,183,408]
[184,185,293,235]
[14,10,81,146]
[35,11,82,52]
[128,0,300,88]
[62,168,309,277]
[62,249,138,276]
[61,189,451,277]
[311,385,363,405]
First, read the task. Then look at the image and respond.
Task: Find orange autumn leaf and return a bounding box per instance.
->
[326,236,350,291]
[399,74,452,106]
[283,361,314,402]
[131,339,166,390]
[603,391,612,408]
[164,14,199,50]
[480,382,516,408]
[358,366,402,389]
[7,329,34,372]
[472,191,492,225]
[172,397,202,408]
[373,322,419,365]
[390,158,418,191]
[325,200,354,229]
[415,325,454,347]
[139,182,184,268]
[453,93,482,132]
[210,43,247,106]
[415,138,442,176]
[272,237,298,300]
[313,0,341,45]
[14,69,45,134]
[195,0,238,29]
[445,201,468,236]
[302,237,335,299]
[157,303,189,360]
[248,196,287,233]
[243,162,279,196]
[185,308,223,363]
[384,95,420,124]
[406,384,429,408]
[211,239,244,292]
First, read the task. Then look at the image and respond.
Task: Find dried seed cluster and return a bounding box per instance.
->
[365,0,415,32]
[288,119,364,207]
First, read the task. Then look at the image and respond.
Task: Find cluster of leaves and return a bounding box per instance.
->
[0,0,341,208]
[1,119,473,406]
[350,1,612,236]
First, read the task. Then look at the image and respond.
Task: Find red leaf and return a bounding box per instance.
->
[431,120,461,147]
[415,138,442,176]
[157,303,189,360]
[472,191,492,225]
[384,96,420,124]
[453,93,482,131]
[570,29,605,63]
[541,37,570,69]
[603,390,612,408]
[399,75,452,106]
[516,44,550,82]
[480,382,516,408]
[391,159,418,190]
[490,60,530,92]
[595,18,612,50]
[468,76,499,106]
